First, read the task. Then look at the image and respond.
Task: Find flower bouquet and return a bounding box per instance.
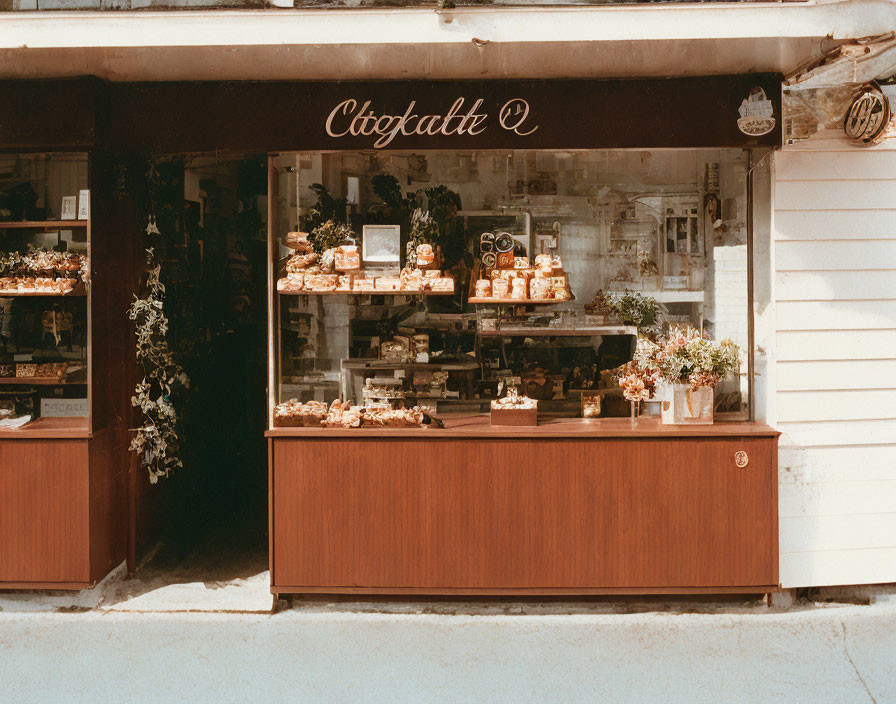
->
[614,337,662,420]
[650,327,740,424]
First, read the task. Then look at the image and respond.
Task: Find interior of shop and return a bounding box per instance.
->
[141,154,269,564]
[270,148,752,428]
[0,146,754,577]
[0,153,90,430]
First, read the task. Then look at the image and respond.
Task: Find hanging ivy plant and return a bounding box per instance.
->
[128,217,189,484]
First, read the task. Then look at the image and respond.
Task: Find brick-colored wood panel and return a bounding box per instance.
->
[0,440,91,584]
[271,436,777,593]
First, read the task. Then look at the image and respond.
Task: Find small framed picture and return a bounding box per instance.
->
[77,190,90,220]
[361,225,401,266]
[61,196,77,220]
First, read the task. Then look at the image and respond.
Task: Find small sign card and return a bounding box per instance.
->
[61,196,77,220]
[77,190,90,220]
[362,225,401,265]
[41,397,88,418]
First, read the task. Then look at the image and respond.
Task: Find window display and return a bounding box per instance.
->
[0,153,91,429]
[269,149,751,428]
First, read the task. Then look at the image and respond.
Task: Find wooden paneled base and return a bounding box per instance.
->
[274,585,779,596]
[270,425,779,596]
[0,433,125,589]
[0,581,96,591]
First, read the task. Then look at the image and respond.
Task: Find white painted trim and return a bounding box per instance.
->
[0,1,893,50]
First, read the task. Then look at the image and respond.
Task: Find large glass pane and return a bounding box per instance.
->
[270,149,750,426]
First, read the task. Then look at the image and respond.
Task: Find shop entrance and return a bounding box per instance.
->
[133,154,269,576]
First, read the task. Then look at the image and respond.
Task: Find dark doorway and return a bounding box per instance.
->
[134,154,269,575]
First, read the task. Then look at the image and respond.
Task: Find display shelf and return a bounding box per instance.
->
[279,289,455,296]
[635,290,705,303]
[343,359,478,371]
[0,370,87,386]
[0,415,90,439]
[478,326,637,337]
[0,285,87,298]
[0,220,88,230]
[468,297,564,305]
[267,414,777,438]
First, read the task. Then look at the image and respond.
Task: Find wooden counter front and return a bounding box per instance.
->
[269,418,779,596]
[0,431,126,590]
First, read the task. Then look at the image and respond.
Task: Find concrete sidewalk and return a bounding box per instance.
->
[2,594,895,703]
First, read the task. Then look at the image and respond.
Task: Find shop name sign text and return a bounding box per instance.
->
[325,97,538,148]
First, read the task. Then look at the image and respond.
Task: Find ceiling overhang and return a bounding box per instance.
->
[0,1,894,81]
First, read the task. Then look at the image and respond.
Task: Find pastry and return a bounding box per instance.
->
[530,278,550,299]
[430,277,454,292]
[534,253,553,275]
[415,243,436,268]
[286,252,319,273]
[286,232,313,253]
[336,274,354,291]
[375,277,401,292]
[313,274,338,292]
[474,279,491,298]
[16,363,37,378]
[334,245,360,271]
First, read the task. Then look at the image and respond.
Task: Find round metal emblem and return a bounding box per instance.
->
[844,84,891,146]
[734,451,749,468]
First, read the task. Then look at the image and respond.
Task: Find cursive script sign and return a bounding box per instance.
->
[325,97,538,148]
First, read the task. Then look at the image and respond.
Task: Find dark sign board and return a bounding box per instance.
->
[110,74,781,153]
[0,78,103,151]
[1,74,782,153]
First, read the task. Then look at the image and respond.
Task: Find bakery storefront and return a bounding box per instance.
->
[262,75,781,597]
[0,74,782,595]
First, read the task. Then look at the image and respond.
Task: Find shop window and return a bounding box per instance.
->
[269,149,751,424]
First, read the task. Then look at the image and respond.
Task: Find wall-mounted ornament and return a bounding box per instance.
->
[737,87,776,137]
[843,82,891,146]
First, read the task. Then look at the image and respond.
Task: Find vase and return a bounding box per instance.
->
[660,382,714,425]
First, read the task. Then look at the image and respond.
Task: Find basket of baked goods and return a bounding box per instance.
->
[490,387,538,427]
[273,399,443,429]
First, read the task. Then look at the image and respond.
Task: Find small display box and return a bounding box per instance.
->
[490,406,538,427]
[581,391,602,419]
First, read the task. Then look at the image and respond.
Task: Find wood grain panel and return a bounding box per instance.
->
[777,360,896,392]
[776,389,896,423]
[774,209,896,240]
[775,239,896,271]
[88,431,127,583]
[776,270,896,302]
[775,180,896,210]
[0,440,90,584]
[777,419,896,447]
[780,546,896,589]
[776,300,896,332]
[775,150,896,181]
[272,436,777,593]
[777,330,896,361]
[779,446,896,484]
[267,416,777,439]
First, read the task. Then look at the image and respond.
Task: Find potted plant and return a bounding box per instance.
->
[608,291,659,327]
[308,219,356,270]
[406,208,442,269]
[649,327,740,424]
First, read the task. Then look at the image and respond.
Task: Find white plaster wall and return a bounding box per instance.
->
[773,130,896,588]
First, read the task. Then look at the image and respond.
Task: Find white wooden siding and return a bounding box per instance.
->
[773,131,896,588]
